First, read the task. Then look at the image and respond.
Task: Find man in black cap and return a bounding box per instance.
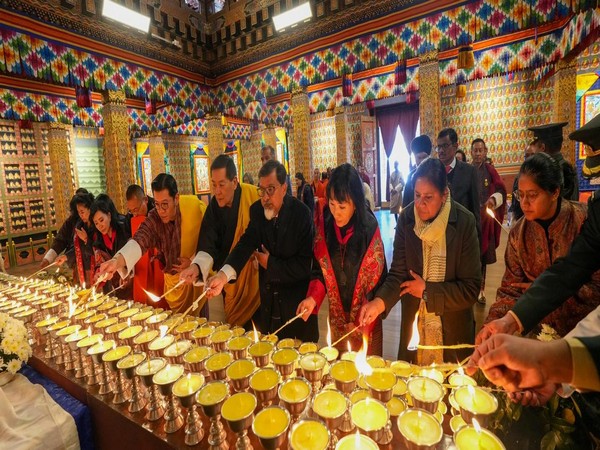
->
[402,134,433,208]
[528,122,579,201]
[471,113,600,412]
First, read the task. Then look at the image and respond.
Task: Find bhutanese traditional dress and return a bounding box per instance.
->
[92,216,131,299]
[69,219,95,288]
[130,214,165,307]
[194,183,260,327]
[308,205,387,355]
[487,199,600,337]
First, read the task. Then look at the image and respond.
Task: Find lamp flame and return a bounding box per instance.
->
[354,334,373,376]
[486,207,495,219]
[326,316,332,348]
[144,289,161,303]
[127,318,131,327]
[252,321,259,343]
[347,340,352,353]
[407,311,420,351]
[159,325,168,339]
[472,417,482,433]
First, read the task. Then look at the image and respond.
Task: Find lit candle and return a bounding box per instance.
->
[252,406,290,439]
[103,345,132,362]
[77,334,103,349]
[449,373,477,387]
[183,346,212,364]
[88,339,116,355]
[454,385,498,415]
[419,367,444,384]
[330,360,359,383]
[107,304,128,316]
[205,352,233,372]
[319,346,339,363]
[397,409,443,447]
[172,373,205,397]
[191,325,215,339]
[272,348,299,366]
[249,341,274,357]
[250,367,280,392]
[118,325,143,341]
[312,390,347,419]
[95,317,118,330]
[148,334,175,352]
[227,336,252,351]
[173,320,198,335]
[226,359,256,380]
[131,311,153,323]
[133,329,159,345]
[56,324,82,338]
[299,352,326,372]
[196,381,229,406]
[350,397,388,431]
[407,376,445,403]
[278,378,311,404]
[298,342,319,355]
[289,419,329,450]
[210,329,233,345]
[365,369,396,392]
[153,363,185,385]
[135,357,166,376]
[454,420,506,450]
[164,339,192,358]
[335,433,379,450]
[221,392,257,421]
[117,353,146,370]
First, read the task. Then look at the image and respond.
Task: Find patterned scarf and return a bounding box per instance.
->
[412,193,452,365]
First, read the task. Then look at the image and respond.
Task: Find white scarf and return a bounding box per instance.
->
[412,193,452,364]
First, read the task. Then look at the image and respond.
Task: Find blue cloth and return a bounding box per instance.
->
[20,364,94,450]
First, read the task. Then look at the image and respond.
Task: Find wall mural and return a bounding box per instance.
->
[310,112,338,171]
[440,70,554,168]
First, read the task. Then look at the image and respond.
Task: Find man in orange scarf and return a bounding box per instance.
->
[180,155,260,328]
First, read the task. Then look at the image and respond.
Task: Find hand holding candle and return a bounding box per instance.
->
[486,207,510,235]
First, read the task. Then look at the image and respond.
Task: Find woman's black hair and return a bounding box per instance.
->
[455,149,467,162]
[90,194,121,234]
[72,192,95,210]
[295,172,306,183]
[326,163,368,229]
[519,152,563,195]
[413,157,448,195]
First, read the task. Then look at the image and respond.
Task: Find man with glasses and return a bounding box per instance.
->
[124,184,163,305]
[205,160,318,342]
[179,155,261,329]
[402,135,433,208]
[97,173,207,315]
[437,128,481,242]
[261,145,293,196]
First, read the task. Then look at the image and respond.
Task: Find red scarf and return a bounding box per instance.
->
[314,208,385,351]
[73,226,94,288]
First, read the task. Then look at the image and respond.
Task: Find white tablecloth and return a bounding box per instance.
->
[0,373,80,450]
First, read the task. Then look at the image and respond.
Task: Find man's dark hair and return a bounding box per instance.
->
[471,138,486,148]
[259,160,287,185]
[126,184,145,201]
[211,154,237,180]
[75,188,89,195]
[151,173,178,198]
[438,128,458,145]
[262,145,276,158]
[410,135,432,155]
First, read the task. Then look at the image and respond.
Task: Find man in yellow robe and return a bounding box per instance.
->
[180,155,260,328]
[97,173,207,314]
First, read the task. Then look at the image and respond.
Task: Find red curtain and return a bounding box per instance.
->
[377,104,419,199]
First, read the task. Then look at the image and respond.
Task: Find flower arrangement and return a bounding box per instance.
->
[0,312,32,374]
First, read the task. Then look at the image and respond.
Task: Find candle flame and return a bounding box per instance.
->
[159,325,168,339]
[407,311,420,351]
[82,282,86,290]
[467,384,476,396]
[472,417,482,432]
[354,431,360,447]
[144,289,161,303]
[347,340,352,353]
[458,365,465,376]
[486,207,495,219]
[252,321,259,343]
[87,326,92,336]
[326,316,332,348]
[354,334,373,376]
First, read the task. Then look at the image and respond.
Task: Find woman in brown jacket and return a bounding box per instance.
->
[360,158,481,363]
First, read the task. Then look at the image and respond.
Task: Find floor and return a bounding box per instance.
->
[9,209,504,361]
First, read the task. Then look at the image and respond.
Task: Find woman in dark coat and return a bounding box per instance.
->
[295,172,315,214]
[360,158,481,363]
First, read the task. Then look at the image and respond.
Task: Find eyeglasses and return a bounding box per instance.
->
[513,190,540,203]
[436,143,454,151]
[257,185,280,197]
[156,200,173,211]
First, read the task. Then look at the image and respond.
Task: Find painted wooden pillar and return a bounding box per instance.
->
[262,124,277,151]
[291,88,311,176]
[206,113,224,170]
[102,90,134,214]
[335,105,351,165]
[47,123,75,226]
[148,133,166,178]
[418,50,442,143]
[554,59,577,165]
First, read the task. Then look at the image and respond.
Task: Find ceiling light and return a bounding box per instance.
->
[273,2,312,32]
[102,0,150,33]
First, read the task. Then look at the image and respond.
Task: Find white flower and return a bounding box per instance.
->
[6,359,21,374]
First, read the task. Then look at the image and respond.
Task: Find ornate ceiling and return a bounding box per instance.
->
[0,0,421,77]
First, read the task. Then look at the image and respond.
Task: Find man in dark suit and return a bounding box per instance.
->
[437,128,481,243]
[205,159,318,342]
